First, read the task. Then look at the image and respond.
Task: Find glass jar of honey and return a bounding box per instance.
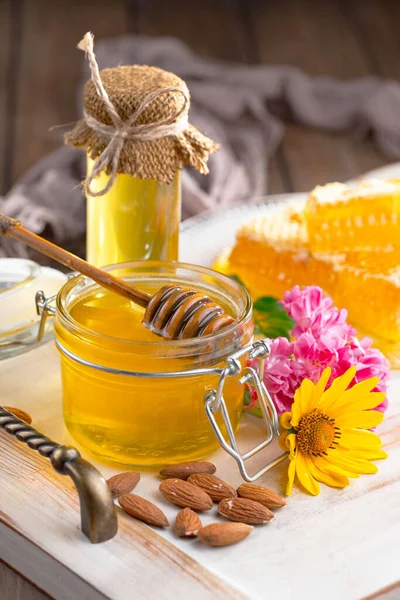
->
[54,262,253,467]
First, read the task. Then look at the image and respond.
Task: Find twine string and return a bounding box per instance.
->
[78,32,189,197]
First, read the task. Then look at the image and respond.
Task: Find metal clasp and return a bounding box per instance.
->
[204,339,288,482]
[35,290,57,343]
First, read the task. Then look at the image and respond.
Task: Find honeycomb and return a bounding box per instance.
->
[306,180,400,254]
[226,181,400,350]
[228,206,339,299]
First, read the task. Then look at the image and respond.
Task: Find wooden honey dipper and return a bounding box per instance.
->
[0,213,235,340]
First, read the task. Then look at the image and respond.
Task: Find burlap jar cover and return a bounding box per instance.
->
[65,33,219,196]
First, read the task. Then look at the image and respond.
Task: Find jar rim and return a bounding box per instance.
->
[56,260,252,353]
[0,258,40,298]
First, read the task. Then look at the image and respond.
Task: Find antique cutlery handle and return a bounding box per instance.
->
[0,406,118,543]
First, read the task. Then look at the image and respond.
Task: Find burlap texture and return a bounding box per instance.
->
[65,65,219,183]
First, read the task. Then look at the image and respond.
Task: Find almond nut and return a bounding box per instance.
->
[173,508,202,537]
[218,497,274,525]
[188,473,237,502]
[159,478,213,511]
[4,406,32,425]
[198,522,254,547]
[119,493,169,527]
[107,472,141,499]
[237,483,286,509]
[159,461,216,480]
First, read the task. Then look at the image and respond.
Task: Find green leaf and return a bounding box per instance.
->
[245,406,264,418]
[242,388,263,418]
[253,295,294,340]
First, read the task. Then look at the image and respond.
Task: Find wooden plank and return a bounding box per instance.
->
[134,0,249,61]
[0,525,110,600]
[363,581,400,600]
[0,0,16,194]
[11,0,129,183]
[342,0,400,79]
[134,0,287,194]
[0,560,49,600]
[248,0,388,191]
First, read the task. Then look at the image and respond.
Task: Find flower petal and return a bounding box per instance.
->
[295,452,320,495]
[314,455,360,479]
[286,433,297,458]
[305,455,349,488]
[319,366,357,411]
[311,367,331,409]
[329,390,386,417]
[336,446,388,460]
[291,378,315,426]
[286,454,296,496]
[335,410,384,429]
[330,376,379,405]
[326,449,379,474]
[339,428,383,450]
[279,412,293,430]
[278,430,289,451]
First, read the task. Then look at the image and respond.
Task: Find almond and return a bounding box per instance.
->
[119,493,169,527]
[173,508,202,537]
[159,461,216,480]
[198,522,254,547]
[218,497,274,525]
[188,473,237,502]
[237,483,286,509]
[4,406,32,425]
[107,472,141,499]
[159,478,213,511]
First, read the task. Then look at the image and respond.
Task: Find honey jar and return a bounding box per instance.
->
[53,262,254,467]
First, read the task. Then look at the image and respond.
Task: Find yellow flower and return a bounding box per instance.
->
[279,366,388,496]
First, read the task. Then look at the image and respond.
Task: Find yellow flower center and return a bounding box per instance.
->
[296,410,340,456]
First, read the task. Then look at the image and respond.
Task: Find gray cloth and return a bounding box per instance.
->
[2,34,400,258]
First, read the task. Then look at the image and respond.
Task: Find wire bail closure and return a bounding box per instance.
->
[35,290,57,343]
[204,339,288,482]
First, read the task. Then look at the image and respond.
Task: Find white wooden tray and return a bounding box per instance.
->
[1,341,400,600]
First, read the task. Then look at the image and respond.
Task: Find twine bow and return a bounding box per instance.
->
[78,32,189,197]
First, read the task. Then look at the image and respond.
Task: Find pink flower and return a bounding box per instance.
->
[282,285,355,344]
[247,285,390,417]
[248,337,301,414]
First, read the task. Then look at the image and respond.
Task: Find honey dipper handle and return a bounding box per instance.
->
[0,214,151,308]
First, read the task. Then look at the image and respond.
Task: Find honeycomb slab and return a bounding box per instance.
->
[306,180,400,253]
[226,182,400,351]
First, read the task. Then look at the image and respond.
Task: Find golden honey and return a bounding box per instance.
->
[54,262,253,467]
[306,180,400,253]
[228,207,337,299]
[86,157,181,267]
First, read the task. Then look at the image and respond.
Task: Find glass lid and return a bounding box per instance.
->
[0,258,67,360]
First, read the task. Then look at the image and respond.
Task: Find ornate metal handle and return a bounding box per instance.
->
[0,407,118,543]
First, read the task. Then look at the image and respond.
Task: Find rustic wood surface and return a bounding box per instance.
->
[1,340,399,600]
[0,0,396,197]
[0,1,399,598]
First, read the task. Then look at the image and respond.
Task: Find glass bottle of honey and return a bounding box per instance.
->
[65,33,218,267]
